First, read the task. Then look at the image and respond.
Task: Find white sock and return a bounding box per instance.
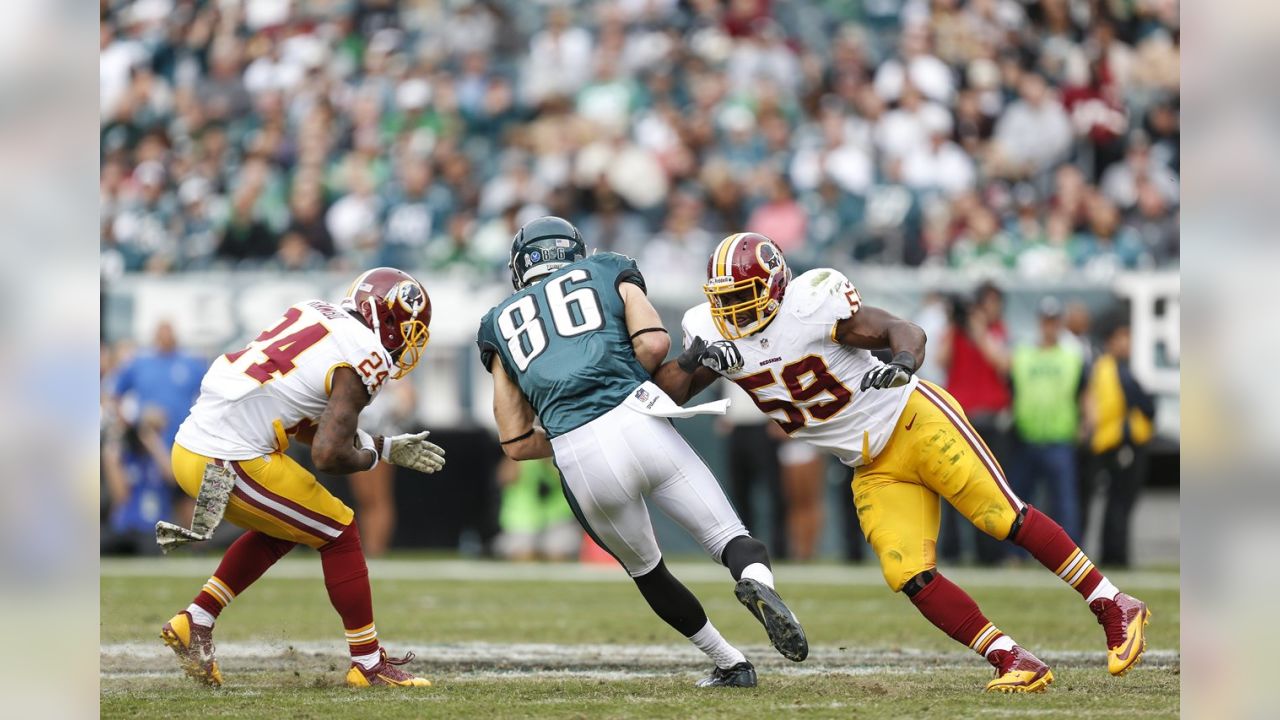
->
[688,620,747,669]
[739,563,775,589]
[186,603,215,628]
[352,648,383,670]
[1086,577,1120,604]
[984,635,1016,658]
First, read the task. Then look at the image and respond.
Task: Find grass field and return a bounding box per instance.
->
[101,556,1179,719]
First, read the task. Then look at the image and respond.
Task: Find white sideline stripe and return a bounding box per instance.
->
[103,640,1181,666]
[100,558,1181,590]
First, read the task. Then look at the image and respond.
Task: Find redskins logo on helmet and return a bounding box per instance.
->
[342,267,432,379]
[703,233,792,340]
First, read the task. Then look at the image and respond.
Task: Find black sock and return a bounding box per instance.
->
[632,559,708,637]
[721,535,771,581]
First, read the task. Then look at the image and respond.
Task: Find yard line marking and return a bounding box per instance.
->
[100,558,1180,590]
[103,640,1180,669]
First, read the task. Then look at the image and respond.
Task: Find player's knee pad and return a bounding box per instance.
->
[900,570,937,598]
[721,535,770,580]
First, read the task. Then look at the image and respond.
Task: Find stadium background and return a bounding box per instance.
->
[100,0,1179,562]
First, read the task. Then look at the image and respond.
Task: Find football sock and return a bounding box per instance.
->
[186,603,216,628]
[1086,577,1121,605]
[321,523,380,657]
[722,535,772,585]
[191,531,297,622]
[1011,506,1107,600]
[984,635,1016,658]
[633,560,708,637]
[739,563,775,590]
[908,571,1013,658]
[689,620,747,669]
[351,646,383,671]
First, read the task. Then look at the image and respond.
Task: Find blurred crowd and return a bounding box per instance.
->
[100,0,1180,283]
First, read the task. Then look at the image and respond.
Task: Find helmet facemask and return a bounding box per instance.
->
[355,277,431,379]
[704,275,781,340]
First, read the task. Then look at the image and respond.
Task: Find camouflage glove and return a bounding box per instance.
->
[373,430,447,474]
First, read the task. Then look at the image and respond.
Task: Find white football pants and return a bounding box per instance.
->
[550,401,748,577]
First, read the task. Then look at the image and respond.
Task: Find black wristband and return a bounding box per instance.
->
[629,327,668,340]
[500,428,535,445]
[363,447,379,471]
[890,350,918,373]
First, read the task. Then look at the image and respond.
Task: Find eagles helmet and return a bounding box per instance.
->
[508,216,587,290]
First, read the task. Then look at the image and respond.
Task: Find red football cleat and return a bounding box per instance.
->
[345,649,432,687]
[985,646,1054,693]
[1091,592,1151,676]
[160,611,222,687]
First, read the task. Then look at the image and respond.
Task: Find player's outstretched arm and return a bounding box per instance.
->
[835,305,928,389]
[490,356,553,461]
[651,336,735,405]
[312,366,379,474]
[620,282,671,374]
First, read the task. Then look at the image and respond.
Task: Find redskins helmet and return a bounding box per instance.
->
[342,267,431,379]
[703,233,792,340]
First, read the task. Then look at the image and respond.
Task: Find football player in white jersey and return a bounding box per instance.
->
[654,233,1151,693]
[162,268,445,689]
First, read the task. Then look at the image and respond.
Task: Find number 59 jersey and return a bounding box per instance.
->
[477,253,650,438]
[682,268,918,468]
[175,300,394,460]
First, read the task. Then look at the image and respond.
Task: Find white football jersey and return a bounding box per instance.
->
[175,300,394,460]
[681,268,917,467]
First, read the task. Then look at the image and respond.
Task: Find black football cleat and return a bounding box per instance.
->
[735,578,809,661]
[695,661,757,688]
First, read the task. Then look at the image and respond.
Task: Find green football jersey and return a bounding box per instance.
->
[477,252,651,438]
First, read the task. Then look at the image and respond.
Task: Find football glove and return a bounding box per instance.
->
[678,336,745,374]
[356,429,447,474]
[860,352,917,391]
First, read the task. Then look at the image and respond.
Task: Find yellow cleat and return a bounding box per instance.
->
[1092,592,1151,676]
[160,611,223,687]
[345,649,432,688]
[985,646,1053,693]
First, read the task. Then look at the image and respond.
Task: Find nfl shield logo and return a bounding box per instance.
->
[761,338,770,349]
[634,388,650,403]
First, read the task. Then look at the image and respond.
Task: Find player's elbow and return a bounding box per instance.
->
[502,438,541,462]
[502,441,530,462]
[633,332,671,371]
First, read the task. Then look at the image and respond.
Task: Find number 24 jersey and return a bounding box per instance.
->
[175,300,393,460]
[682,268,917,468]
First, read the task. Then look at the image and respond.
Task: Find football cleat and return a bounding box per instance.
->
[345,649,432,687]
[734,578,809,662]
[160,611,222,687]
[695,661,757,688]
[985,646,1054,693]
[1091,592,1151,676]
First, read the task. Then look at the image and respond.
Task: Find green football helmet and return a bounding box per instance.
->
[508,216,587,290]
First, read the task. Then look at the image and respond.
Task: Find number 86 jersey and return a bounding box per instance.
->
[175,300,394,460]
[682,268,917,468]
